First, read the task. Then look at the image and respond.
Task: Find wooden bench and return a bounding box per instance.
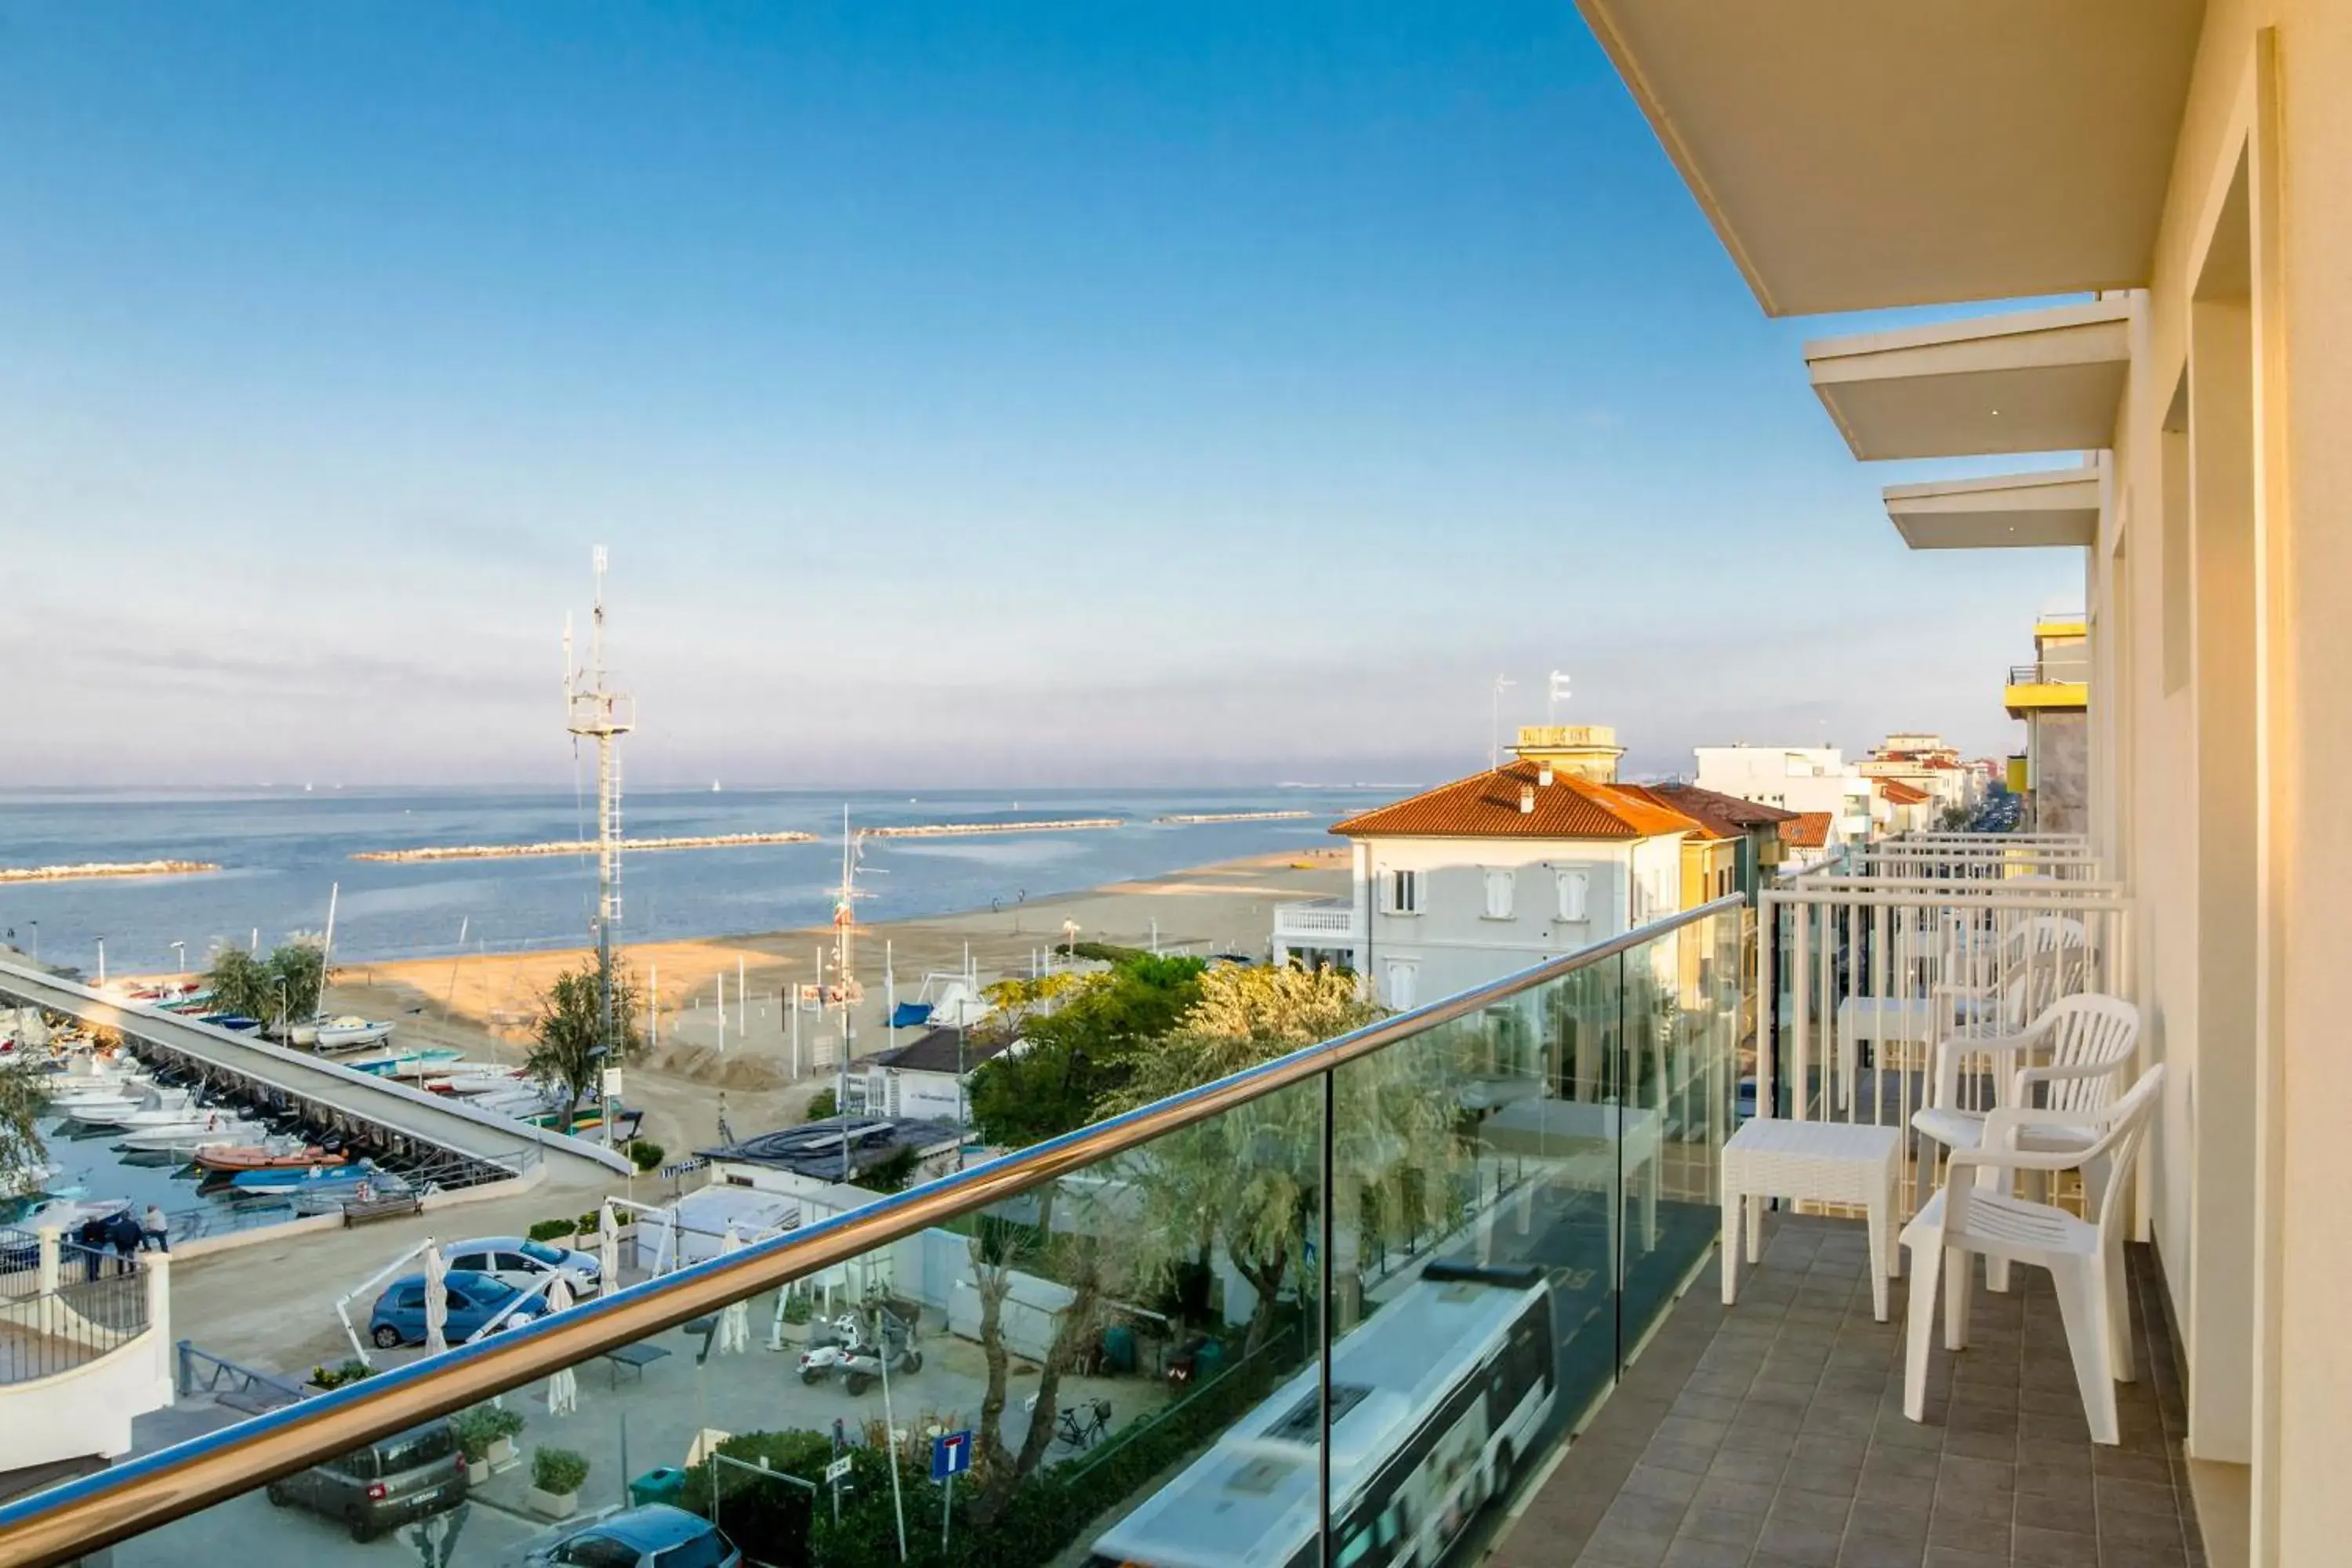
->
[342,1193,425,1226]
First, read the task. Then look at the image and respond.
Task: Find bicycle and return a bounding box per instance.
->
[1056,1397,1112,1450]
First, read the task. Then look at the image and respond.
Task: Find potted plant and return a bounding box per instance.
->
[529,1446,590,1519]
[453,1404,527,1470]
[778,1290,814,1345]
[306,1359,373,1394]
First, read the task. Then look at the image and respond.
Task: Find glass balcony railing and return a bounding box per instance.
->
[0,898,1748,1568]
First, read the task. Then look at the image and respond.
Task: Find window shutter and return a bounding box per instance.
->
[1556,868,1588,921]
[1484,868,1514,919]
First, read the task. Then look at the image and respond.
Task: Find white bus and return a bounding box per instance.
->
[1087,1261,1556,1568]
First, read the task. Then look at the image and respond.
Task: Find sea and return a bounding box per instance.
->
[0,783,1386,1229]
[0,785,1388,977]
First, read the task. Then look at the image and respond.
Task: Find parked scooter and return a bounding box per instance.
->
[796,1314,867,1385]
[840,1305,923,1396]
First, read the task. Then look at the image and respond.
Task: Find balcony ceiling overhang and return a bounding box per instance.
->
[1572,1,2204,317]
[1883,465,2101,550]
[1808,300,2129,461]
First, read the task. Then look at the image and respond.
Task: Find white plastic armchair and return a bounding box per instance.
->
[1931,914,2089,1042]
[1914,993,2140,1157]
[1900,1065,2165,1445]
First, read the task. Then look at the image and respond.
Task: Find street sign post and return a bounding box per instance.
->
[825,1453,851,1526]
[931,1429,973,1552]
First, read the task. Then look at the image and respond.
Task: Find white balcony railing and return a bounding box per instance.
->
[1759,831,2129,1220]
[1272,898,1361,941]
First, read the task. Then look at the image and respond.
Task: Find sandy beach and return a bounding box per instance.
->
[321,847,1350,1158]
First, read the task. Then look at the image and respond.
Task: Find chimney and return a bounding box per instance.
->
[1519,785,1536,815]
[1537,762,1554,787]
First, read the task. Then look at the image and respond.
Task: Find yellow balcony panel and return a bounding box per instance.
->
[1808,300,2130,461]
[1570,1,2202,317]
[1883,464,2100,550]
[2005,681,2089,717]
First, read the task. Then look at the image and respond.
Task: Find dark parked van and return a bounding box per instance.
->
[264,1418,468,1541]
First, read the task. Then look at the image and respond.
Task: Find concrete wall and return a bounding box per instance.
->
[2031,710,2089,835]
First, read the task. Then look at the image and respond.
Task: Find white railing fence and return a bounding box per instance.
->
[1759,835,2129,1221]
[1272,900,1359,938]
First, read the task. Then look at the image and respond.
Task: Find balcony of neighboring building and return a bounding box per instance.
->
[2005,659,2090,718]
[1271,895,1363,945]
[0,1232,174,1496]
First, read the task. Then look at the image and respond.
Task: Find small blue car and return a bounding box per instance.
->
[368,1268,552,1348]
[524,1503,741,1567]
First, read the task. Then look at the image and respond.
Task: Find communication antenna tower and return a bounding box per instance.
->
[831,806,878,1174]
[565,546,635,1146]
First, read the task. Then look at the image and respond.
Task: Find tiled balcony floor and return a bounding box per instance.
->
[1490,1214,2203,1568]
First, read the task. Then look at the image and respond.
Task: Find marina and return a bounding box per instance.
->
[0,954,630,1183]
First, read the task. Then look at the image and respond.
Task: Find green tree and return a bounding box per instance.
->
[1091,964,1450,1357]
[202,938,326,1033]
[526,961,645,1131]
[966,953,1206,1148]
[801,1086,838,1122]
[0,1061,50,1198]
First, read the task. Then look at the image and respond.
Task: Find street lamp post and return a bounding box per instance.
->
[170,941,187,979]
[96,937,106,988]
[27,922,36,965]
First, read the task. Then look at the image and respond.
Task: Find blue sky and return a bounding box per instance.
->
[0,2,2081,787]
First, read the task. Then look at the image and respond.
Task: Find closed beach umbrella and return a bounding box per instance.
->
[717,1227,749,1355]
[599,1203,619,1290]
[545,1273,579,1416]
[423,1244,448,1356]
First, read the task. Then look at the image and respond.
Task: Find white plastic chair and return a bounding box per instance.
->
[1912,993,2140,1160]
[1900,1064,2165,1445]
[1933,915,2090,1043]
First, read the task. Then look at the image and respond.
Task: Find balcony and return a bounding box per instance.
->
[1490,1214,2200,1568]
[1272,895,1363,942]
[2005,662,2090,717]
[0,902,1751,1566]
[0,848,2212,1568]
[0,1236,174,1483]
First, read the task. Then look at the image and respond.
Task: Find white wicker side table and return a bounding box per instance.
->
[1722,1119,1904,1321]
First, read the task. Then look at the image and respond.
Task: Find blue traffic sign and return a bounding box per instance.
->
[931,1429,973,1481]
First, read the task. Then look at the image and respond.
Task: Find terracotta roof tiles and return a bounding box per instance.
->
[1332,760,1703,841]
[1783,812,1835,849]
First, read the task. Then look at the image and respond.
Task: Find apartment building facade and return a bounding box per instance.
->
[1567,2,2352,1556]
[1308,732,1700,1008]
[1693,742,1874,844]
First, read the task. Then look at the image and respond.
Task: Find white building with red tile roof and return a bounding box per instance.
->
[1274,731,1708,1009]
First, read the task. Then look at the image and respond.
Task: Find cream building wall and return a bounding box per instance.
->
[2088,6,2348,1560]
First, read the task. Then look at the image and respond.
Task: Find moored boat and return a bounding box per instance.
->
[313,1017,394,1051]
[71,1085,198,1128]
[193,1140,349,1174]
[228,1159,379,1196]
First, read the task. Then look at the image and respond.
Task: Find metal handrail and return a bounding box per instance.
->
[0,895,1750,1565]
